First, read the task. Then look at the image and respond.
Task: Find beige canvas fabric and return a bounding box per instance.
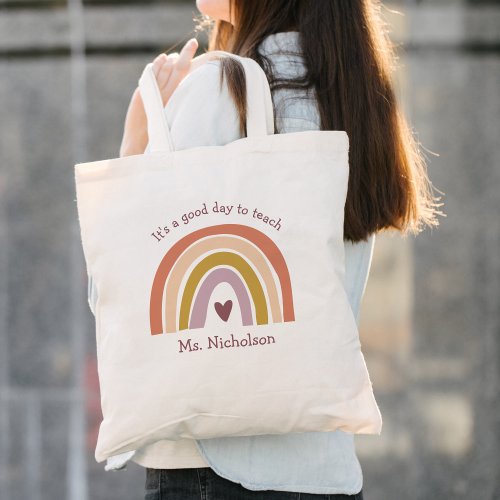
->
[74,51,382,464]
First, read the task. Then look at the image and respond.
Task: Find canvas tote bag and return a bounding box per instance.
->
[74,50,382,464]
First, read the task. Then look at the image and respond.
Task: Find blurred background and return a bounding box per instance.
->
[0,0,499,499]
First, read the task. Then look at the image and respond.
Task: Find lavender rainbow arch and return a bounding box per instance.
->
[189,267,253,329]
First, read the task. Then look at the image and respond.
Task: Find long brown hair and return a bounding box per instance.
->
[196,0,443,242]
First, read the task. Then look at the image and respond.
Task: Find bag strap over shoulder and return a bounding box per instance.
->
[138,50,275,153]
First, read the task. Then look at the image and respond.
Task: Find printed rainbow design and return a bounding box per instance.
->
[149,223,295,335]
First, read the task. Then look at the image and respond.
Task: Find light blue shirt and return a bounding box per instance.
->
[88,31,375,495]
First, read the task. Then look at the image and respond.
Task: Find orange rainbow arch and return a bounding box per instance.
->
[149,223,295,335]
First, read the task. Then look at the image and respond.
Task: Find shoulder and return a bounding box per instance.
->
[161,59,243,150]
[165,59,232,116]
[171,60,223,99]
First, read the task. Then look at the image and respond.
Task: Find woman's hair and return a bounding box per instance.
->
[196,0,443,243]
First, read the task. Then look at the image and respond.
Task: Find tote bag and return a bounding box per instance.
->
[74,51,382,464]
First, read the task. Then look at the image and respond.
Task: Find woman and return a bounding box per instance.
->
[116,0,441,498]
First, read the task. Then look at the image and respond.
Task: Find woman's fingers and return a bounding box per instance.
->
[161,39,198,104]
[155,54,177,92]
[176,39,198,73]
[152,53,168,79]
[150,38,198,106]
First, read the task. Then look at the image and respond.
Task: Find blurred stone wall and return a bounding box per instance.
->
[0,1,498,499]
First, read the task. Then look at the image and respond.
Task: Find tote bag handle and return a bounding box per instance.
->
[138,50,275,153]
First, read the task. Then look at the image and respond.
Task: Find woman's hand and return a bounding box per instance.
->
[119,38,199,157]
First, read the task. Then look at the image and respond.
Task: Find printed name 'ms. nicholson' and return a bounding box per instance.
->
[178,332,276,353]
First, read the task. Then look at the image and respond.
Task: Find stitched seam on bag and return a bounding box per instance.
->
[74,131,348,179]
[101,382,379,458]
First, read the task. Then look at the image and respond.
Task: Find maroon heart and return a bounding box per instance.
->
[214,300,233,322]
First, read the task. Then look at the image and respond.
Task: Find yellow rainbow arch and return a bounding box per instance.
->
[179,251,268,331]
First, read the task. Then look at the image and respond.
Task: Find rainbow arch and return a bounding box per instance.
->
[149,223,295,335]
